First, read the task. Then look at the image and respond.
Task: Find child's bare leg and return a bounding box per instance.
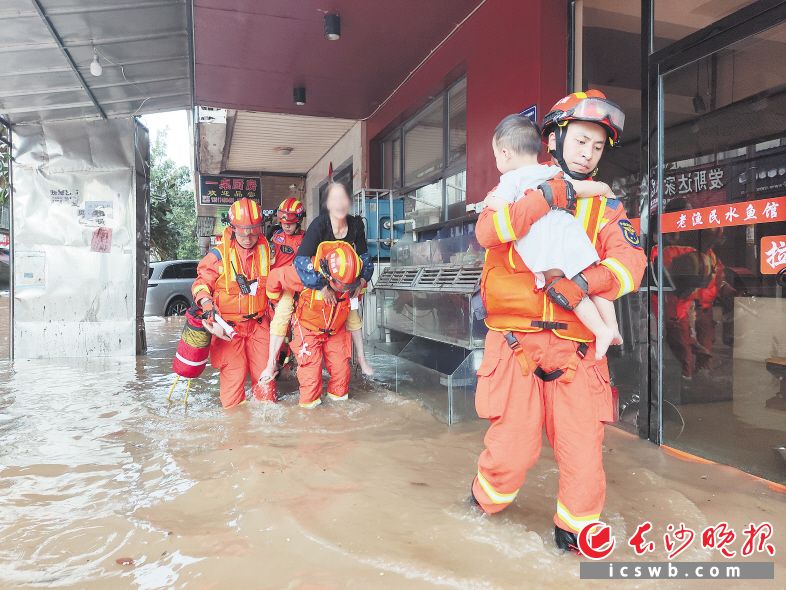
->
[592,295,622,345]
[347,309,373,376]
[573,297,614,360]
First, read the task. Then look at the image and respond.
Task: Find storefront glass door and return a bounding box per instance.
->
[654,16,786,483]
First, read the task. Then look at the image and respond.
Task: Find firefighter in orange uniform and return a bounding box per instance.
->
[469,90,647,553]
[192,197,275,408]
[264,241,362,408]
[269,197,306,269]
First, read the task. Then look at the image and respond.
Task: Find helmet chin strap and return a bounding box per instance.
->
[550,124,596,181]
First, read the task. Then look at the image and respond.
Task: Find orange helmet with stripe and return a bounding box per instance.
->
[319,242,362,293]
[542,89,624,146]
[228,197,263,236]
[542,89,625,180]
[277,197,305,224]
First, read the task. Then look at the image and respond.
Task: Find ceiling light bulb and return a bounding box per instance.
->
[293,87,306,106]
[90,50,103,77]
[324,14,341,41]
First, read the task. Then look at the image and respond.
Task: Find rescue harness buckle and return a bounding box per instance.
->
[531,320,568,330]
[503,332,520,350]
[503,333,590,382]
[533,366,563,382]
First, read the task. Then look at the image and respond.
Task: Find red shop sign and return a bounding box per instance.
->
[661,196,786,233]
[761,235,786,275]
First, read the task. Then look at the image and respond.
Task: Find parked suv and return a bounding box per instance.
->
[145,260,199,316]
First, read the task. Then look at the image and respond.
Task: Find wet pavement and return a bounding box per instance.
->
[0,316,784,589]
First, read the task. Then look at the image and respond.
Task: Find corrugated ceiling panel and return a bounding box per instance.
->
[226,111,356,174]
[0,0,192,124]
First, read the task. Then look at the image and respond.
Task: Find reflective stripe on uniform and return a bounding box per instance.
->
[556,500,600,533]
[575,198,592,232]
[327,392,348,401]
[574,196,605,246]
[193,284,211,297]
[492,206,516,243]
[299,398,322,409]
[600,257,635,297]
[476,471,519,505]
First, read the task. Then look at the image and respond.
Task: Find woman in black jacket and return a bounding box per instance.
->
[294,181,375,375]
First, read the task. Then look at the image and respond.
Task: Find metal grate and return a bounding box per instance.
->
[452,267,482,291]
[413,265,481,292]
[374,267,421,290]
[415,267,443,288]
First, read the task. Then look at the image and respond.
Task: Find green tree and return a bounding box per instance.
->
[149,129,198,260]
[0,135,10,207]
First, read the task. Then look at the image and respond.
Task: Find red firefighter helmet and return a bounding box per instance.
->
[228,197,263,236]
[542,89,625,147]
[319,242,362,293]
[277,197,305,224]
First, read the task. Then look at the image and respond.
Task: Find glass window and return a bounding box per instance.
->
[403,178,443,229]
[445,170,467,220]
[160,264,182,279]
[657,22,786,482]
[581,0,642,219]
[382,133,402,189]
[180,264,198,279]
[579,1,645,434]
[403,95,445,187]
[448,79,467,166]
[148,267,155,280]
[654,0,757,52]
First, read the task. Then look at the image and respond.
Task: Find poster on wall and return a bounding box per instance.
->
[78,200,114,226]
[16,251,46,288]
[196,215,216,237]
[49,188,79,206]
[90,227,113,254]
[199,175,260,206]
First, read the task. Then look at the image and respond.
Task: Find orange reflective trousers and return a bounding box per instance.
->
[290,323,351,408]
[209,316,276,408]
[472,329,615,534]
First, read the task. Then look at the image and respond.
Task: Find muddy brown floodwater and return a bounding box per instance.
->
[0,316,785,589]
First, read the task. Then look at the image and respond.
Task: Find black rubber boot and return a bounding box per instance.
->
[467,481,483,512]
[554,525,581,554]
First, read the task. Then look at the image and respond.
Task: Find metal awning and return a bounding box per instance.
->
[0,0,193,124]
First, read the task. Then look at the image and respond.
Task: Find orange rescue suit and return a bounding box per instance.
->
[270,228,304,269]
[192,227,274,407]
[266,241,355,407]
[472,187,646,534]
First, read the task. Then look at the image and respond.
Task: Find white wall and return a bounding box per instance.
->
[12,118,140,358]
[304,121,365,225]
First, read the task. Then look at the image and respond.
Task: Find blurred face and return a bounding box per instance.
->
[325,184,351,219]
[548,120,607,176]
[280,221,298,235]
[234,227,260,249]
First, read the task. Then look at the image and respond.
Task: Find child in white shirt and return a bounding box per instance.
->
[483,114,621,359]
